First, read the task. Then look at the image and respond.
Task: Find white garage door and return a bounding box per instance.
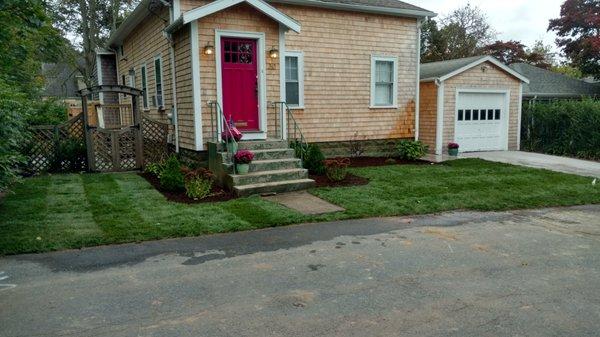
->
[455,92,508,152]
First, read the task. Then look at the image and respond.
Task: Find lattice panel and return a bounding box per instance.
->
[92,130,114,172]
[118,129,137,170]
[143,116,170,165]
[27,115,86,173]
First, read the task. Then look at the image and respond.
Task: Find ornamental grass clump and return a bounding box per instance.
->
[182,166,215,200]
[324,158,350,182]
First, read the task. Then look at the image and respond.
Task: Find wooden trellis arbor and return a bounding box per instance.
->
[79,85,144,172]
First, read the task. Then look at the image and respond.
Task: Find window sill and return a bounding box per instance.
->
[369,105,398,109]
[288,106,305,110]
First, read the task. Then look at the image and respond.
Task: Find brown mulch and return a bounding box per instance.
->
[139,172,236,204]
[335,156,429,168]
[310,173,370,188]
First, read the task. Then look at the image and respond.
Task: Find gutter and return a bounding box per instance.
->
[415,18,424,141]
[268,0,437,18]
[106,0,152,47]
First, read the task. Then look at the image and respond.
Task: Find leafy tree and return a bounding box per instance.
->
[548,0,600,79]
[422,4,496,62]
[552,64,584,79]
[50,0,140,85]
[481,40,554,68]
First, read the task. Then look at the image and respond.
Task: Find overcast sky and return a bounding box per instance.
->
[414,0,564,51]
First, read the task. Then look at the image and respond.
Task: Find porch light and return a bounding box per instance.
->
[269,47,279,59]
[203,42,214,55]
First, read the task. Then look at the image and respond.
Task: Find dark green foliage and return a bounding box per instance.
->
[521,100,600,160]
[26,99,68,126]
[304,144,325,175]
[159,155,185,192]
[49,137,86,172]
[396,140,428,160]
[0,85,29,191]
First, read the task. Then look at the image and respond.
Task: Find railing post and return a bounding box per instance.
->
[281,102,288,141]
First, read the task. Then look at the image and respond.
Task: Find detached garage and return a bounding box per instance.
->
[418,56,529,155]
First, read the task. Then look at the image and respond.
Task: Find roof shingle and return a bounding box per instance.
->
[509,63,600,98]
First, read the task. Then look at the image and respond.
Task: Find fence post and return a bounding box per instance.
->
[81,95,95,171]
[132,94,144,169]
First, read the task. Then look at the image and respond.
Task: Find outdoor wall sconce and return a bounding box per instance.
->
[269,47,279,59]
[203,42,214,55]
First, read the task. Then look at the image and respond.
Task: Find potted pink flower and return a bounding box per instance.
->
[234,150,254,175]
[221,125,243,154]
[448,142,460,156]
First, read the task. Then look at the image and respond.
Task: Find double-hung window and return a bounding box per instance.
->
[284,51,304,108]
[140,64,149,109]
[370,56,398,108]
[154,57,164,107]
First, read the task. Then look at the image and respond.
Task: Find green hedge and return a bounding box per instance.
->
[521,99,600,160]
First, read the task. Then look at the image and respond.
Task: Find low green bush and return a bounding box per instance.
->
[159,155,185,192]
[185,177,213,199]
[304,144,326,175]
[522,99,600,160]
[324,158,350,182]
[145,160,165,178]
[26,99,68,126]
[396,140,428,160]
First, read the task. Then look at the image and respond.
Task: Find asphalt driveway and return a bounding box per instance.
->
[461,151,600,178]
[1,205,600,337]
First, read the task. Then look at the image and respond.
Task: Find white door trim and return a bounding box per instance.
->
[191,21,203,150]
[215,29,267,141]
[454,88,511,152]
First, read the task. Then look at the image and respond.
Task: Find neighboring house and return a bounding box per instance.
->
[41,62,85,99]
[509,63,600,103]
[96,0,436,159]
[419,55,529,155]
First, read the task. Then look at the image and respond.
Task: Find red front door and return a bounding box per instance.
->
[221,37,259,131]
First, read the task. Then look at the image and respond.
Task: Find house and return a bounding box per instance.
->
[418,55,529,155]
[509,63,600,103]
[95,0,435,195]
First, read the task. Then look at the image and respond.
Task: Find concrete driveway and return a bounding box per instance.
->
[1,205,600,337]
[461,151,600,178]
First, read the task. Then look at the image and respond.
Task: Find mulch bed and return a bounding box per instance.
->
[310,173,370,188]
[139,172,236,204]
[336,156,430,168]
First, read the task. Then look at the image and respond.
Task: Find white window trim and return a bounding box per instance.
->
[140,64,149,110]
[284,51,304,109]
[153,55,165,108]
[370,55,398,109]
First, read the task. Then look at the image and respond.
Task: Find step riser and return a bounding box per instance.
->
[229,170,308,186]
[238,141,289,151]
[250,160,301,172]
[253,149,295,161]
[234,180,316,197]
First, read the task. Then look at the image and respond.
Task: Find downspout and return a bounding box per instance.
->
[167,32,180,153]
[415,18,424,141]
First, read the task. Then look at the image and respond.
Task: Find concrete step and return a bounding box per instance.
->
[234,179,316,197]
[249,158,302,172]
[238,140,289,151]
[227,168,308,186]
[252,148,296,161]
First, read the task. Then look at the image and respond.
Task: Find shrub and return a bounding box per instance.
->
[324,158,350,182]
[26,99,68,126]
[145,160,165,178]
[234,150,254,164]
[159,155,185,192]
[521,99,600,160]
[181,166,214,200]
[50,137,86,172]
[304,144,326,175]
[0,84,29,192]
[396,140,428,160]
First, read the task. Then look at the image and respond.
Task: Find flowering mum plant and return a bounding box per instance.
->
[234,150,255,164]
[448,142,460,149]
[221,127,243,142]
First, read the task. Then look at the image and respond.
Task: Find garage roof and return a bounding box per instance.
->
[420,55,529,84]
[509,63,600,98]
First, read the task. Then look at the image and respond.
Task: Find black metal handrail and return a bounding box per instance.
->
[208,100,237,174]
[270,101,308,163]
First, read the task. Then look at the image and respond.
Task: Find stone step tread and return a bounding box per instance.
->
[252,148,294,153]
[234,179,315,192]
[253,158,300,164]
[229,168,307,178]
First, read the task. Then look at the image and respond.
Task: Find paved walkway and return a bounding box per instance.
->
[1,205,600,336]
[461,151,600,178]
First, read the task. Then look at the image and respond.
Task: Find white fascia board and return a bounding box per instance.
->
[182,0,301,33]
[439,56,530,84]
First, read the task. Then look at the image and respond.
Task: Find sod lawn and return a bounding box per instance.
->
[1,159,599,255]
